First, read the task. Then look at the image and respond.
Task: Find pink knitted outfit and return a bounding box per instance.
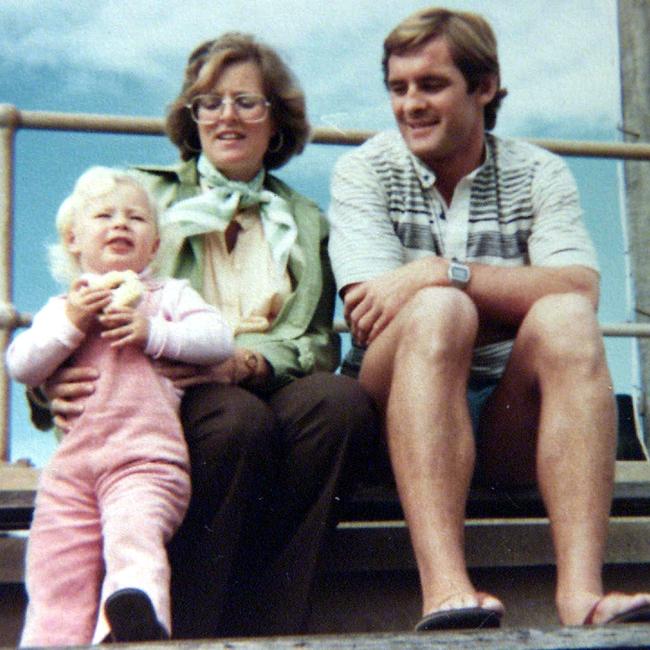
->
[9,279,232,646]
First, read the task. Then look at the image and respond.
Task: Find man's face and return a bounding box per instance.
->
[387,36,495,173]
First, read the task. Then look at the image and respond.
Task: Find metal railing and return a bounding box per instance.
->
[1,104,650,461]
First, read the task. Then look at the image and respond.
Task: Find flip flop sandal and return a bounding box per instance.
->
[416,606,502,631]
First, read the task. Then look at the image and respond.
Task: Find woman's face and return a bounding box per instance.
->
[197,61,275,182]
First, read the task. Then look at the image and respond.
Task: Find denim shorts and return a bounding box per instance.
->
[341,342,498,435]
[466,376,499,434]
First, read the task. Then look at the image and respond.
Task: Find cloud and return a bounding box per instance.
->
[1,0,620,136]
[2,0,630,467]
[488,0,621,136]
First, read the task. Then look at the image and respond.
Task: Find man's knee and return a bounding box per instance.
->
[521,293,605,369]
[397,287,478,359]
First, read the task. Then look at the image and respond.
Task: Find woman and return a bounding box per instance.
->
[42,32,378,638]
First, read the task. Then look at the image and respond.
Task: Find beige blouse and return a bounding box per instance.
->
[201,206,293,335]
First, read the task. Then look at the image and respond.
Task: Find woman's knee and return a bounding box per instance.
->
[181,383,278,462]
[269,373,381,495]
[270,372,379,450]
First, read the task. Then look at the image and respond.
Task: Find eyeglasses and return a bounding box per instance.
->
[186,93,271,124]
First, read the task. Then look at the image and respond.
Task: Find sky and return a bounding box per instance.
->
[0,0,637,466]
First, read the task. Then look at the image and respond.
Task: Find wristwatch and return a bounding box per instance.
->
[447,258,471,290]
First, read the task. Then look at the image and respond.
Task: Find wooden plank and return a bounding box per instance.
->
[616,459,650,482]
[339,465,650,521]
[1,626,645,649]
[5,479,650,531]
[326,517,650,571]
[0,464,39,489]
[5,516,650,582]
[2,462,650,531]
[0,534,26,583]
[0,492,34,531]
[0,465,36,532]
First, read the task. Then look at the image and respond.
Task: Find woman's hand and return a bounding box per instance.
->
[211,348,271,386]
[155,348,270,389]
[43,365,99,432]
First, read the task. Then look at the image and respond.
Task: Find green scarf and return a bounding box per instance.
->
[160,154,298,275]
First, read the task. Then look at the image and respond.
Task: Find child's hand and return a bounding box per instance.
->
[66,279,112,332]
[99,308,150,349]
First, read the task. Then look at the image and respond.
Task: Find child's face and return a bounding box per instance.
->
[66,182,159,275]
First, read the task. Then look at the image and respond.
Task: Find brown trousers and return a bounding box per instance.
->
[168,372,379,638]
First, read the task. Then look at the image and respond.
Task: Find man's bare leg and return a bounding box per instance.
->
[480,293,650,624]
[360,287,503,617]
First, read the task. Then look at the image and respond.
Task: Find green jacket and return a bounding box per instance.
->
[130,158,340,392]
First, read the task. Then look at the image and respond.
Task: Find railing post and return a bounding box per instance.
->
[0,104,19,462]
[619,1,650,447]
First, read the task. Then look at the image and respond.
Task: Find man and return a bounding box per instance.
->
[328,6,650,631]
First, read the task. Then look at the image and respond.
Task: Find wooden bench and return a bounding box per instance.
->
[1,394,650,637]
[2,396,649,561]
[1,395,649,529]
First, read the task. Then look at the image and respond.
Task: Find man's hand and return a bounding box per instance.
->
[99,308,150,349]
[65,279,111,332]
[344,256,446,345]
[43,365,99,432]
[154,348,270,389]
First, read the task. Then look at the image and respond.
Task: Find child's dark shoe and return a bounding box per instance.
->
[104,588,169,642]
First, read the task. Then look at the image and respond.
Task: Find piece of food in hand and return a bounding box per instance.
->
[86,270,144,310]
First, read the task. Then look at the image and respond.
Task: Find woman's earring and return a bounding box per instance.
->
[182,139,202,154]
[268,131,284,154]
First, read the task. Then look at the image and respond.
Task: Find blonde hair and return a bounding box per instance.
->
[48,166,158,285]
[383,7,507,130]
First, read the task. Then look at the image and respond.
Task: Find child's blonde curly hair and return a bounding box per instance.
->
[48,166,159,285]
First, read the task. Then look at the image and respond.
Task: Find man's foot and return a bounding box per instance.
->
[416,592,504,632]
[104,588,169,642]
[583,592,650,625]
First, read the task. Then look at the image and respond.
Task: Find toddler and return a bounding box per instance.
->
[7,167,234,645]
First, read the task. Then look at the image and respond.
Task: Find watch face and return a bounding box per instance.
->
[450,264,470,283]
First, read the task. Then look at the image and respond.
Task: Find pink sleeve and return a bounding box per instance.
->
[144,280,234,364]
[5,296,85,386]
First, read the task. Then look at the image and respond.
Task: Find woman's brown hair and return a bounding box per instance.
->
[166,32,310,169]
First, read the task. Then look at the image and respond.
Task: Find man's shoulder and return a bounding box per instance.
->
[488,134,564,170]
[337,130,409,165]
[334,130,415,185]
